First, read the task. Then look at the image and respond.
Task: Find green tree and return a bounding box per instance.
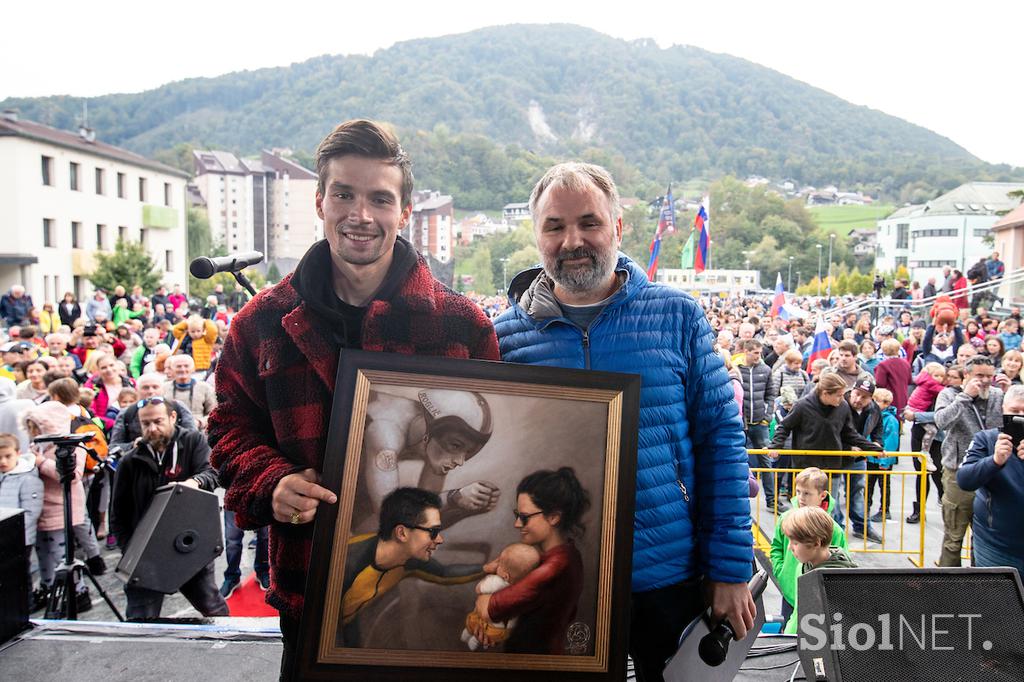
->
[90,240,163,293]
[266,262,282,283]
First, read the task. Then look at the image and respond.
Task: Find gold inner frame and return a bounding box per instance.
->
[316,368,625,672]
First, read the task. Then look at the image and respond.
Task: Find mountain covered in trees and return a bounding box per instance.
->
[5,24,1019,207]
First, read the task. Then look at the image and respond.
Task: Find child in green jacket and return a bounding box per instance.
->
[770,467,848,629]
[782,505,857,634]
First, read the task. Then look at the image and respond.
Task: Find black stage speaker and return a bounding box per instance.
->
[0,508,30,644]
[116,484,223,594]
[797,567,1024,681]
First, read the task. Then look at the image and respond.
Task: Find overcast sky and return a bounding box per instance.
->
[4,1,1021,166]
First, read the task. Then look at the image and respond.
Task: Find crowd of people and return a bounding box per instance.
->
[0,280,259,618]
[0,116,1020,682]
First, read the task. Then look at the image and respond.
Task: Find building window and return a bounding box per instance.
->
[96,224,106,250]
[41,156,53,186]
[911,228,958,239]
[118,225,128,242]
[164,182,172,207]
[895,256,908,269]
[71,221,82,248]
[117,172,126,198]
[974,228,990,238]
[165,250,174,271]
[139,228,148,246]
[138,177,147,202]
[95,168,105,195]
[895,223,909,249]
[43,218,54,247]
[69,162,80,191]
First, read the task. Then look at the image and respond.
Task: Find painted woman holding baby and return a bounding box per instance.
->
[471,467,590,654]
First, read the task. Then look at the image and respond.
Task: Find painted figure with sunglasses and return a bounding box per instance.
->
[339,486,480,646]
[110,396,227,619]
[470,467,588,654]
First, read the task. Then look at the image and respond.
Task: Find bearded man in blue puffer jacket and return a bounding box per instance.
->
[494,162,754,682]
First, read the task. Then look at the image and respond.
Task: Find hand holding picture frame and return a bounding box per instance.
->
[293,350,640,681]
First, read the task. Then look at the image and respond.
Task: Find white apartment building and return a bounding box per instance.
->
[655,268,762,296]
[192,149,321,274]
[0,111,189,303]
[876,182,1024,285]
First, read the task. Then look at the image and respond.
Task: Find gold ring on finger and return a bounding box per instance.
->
[291,511,301,525]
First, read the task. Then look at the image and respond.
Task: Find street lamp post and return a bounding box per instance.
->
[787,256,794,292]
[816,244,823,297]
[826,233,836,300]
[796,271,802,290]
[500,257,509,293]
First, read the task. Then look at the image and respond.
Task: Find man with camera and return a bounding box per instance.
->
[933,355,1003,567]
[957,384,1024,574]
[110,396,227,620]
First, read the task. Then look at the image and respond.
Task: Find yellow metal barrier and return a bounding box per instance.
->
[747,449,929,568]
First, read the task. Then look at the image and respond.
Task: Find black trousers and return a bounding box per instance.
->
[124,561,228,620]
[909,423,944,513]
[280,613,299,682]
[629,578,706,682]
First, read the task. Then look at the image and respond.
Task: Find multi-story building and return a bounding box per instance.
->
[876,182,1023,286]
[407,191,454,264]
[192,149,321,274]
[0,110,189,303]
[260,152,320,274]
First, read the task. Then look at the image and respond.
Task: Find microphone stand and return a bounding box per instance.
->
[231,269,257,297]
[45,442,124,621]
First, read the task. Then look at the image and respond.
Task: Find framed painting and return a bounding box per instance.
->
[293,350,640,681]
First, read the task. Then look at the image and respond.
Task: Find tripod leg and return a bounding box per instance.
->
[82,566,125,622]
[44,566,77,619]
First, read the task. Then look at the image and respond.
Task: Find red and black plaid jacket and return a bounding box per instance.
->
[208,258,499,619]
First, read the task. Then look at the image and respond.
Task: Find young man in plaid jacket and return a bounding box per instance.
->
[207,119,499,679]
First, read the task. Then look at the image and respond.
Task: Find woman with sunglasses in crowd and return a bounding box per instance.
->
[470,467,590,654]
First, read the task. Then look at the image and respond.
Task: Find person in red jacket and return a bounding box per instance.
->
[207,119,499,680]
[874,338,912,415]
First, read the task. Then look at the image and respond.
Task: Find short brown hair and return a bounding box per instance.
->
[837,340,859,355]
[47,377,81,405]
[794,467,829,493]
[314,119,413,207]
[0,433,19,452]
[741,338,763,352]
[782,506,834,547]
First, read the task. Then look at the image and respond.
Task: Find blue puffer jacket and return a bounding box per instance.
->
[494,256,753,591]
[958,428,1024,561]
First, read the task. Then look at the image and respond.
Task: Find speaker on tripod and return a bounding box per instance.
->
[116,483,222,594]
[797,567,1024,681]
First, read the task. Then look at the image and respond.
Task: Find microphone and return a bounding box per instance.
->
[189,252,263,279]
[698,569,769,666]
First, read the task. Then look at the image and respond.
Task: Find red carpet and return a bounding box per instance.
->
[225,574,278,617]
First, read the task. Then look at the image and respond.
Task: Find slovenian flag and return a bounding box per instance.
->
[807,319,833,372]
[693,196,709,274]
[770,273,786,317]
[646,186,676,281]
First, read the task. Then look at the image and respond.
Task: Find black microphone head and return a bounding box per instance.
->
[698,627,730,666]
[190,257,216,279]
